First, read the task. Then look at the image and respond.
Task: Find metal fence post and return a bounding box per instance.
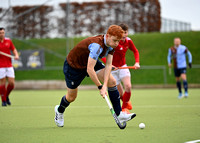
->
[163,66,167,85]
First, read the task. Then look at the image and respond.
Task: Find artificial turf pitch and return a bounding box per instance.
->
[0,89,199,143]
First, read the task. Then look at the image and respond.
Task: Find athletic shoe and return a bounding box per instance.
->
[184,92,188,98]
[2,101,7,106]
[122,101,133,110]
[6,97,11,105]
[118,111,136,124]
[126,101,133,110]
[54,105,64,127]
[178,93,184,99]
[122,108,131,114]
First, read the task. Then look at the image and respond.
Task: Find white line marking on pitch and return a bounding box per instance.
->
[185,140,200,143]
[0,105,200,109]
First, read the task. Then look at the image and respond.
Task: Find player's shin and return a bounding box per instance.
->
[122,92,131,109]
[6,84,14,97]
[108,86,121,116]
[58,95,70,113]
[183,80,188,92]
[176,81,182,93]
[0,85,6,102]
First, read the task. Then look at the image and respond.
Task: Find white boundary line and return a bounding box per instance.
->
[185,140,200,143]
[0,105,200,109]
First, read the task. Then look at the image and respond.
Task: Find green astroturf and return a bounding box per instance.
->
[0,89,200,143]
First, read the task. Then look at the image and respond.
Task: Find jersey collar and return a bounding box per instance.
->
[104,34,111,48]
[119,37,127,45]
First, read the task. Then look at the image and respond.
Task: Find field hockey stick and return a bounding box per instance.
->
[117,66,137,69]
[104,95,126,129]
[112,66,137,70]
[0,51,15,59]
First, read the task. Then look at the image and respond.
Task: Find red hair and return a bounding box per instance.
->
[107,25,124,39]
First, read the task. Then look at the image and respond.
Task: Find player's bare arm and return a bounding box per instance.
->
[98,54,113,97]
[129,40,140,69]
[87,56,102,87]
[104,54,113,87]
[13,49,19,60]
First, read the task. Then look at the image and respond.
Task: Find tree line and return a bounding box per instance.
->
[1,0,161,39]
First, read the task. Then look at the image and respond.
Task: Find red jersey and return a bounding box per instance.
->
[0,37,15,68]
[102,37,139,67]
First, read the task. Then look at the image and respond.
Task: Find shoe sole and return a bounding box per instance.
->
[55,121,64,127]
[130,113,136,120]
[125,113,137,123]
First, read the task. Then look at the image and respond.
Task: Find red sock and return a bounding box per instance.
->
[6,84,14,97]
[123,92,131,103]
[122,92,131,109]
[0,85,6,102]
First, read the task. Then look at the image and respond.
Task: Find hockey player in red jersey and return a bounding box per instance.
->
[102,23,140,114]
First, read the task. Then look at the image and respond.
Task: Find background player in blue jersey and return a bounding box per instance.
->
[167,37,192,99]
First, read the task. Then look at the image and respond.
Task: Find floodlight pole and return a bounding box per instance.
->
[66,0,70,56]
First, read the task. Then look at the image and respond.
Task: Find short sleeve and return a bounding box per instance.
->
[88,43,103,60]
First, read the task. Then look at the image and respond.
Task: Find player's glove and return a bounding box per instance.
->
[188,63,192,68]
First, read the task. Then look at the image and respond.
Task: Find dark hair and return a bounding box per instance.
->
[0,27,5,31]
[119,23,128,31]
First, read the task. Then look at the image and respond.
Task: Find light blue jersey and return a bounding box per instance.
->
[167,44,192,69]
[88,35,113,60]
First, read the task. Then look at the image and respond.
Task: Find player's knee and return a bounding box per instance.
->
[67,96,76,102]
[7,78,15,86]
[8,82,15,87]
[66,94,77,102]
[0,78,6,85]
[125,84,132,92]
[108,78,116,87]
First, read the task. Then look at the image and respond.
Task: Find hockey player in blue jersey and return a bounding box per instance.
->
[167,37,192,99]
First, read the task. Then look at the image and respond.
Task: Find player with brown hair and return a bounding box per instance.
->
[102,23,140,114]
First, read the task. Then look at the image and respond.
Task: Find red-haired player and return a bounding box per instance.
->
[102,23,140,114]
[54,25,136,127]
[0,27,19,106]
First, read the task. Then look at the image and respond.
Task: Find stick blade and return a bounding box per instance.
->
[117,66,137,69]
[111,110,126,129]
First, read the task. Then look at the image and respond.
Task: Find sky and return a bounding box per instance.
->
[1,0,200,31]
[159,0,200,31]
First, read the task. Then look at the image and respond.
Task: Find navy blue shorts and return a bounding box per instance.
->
[174,68,186,77]
[63,59,105,89]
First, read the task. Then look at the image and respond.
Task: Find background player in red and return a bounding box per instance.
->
[102,23,140,114]
[0,27,19,106]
